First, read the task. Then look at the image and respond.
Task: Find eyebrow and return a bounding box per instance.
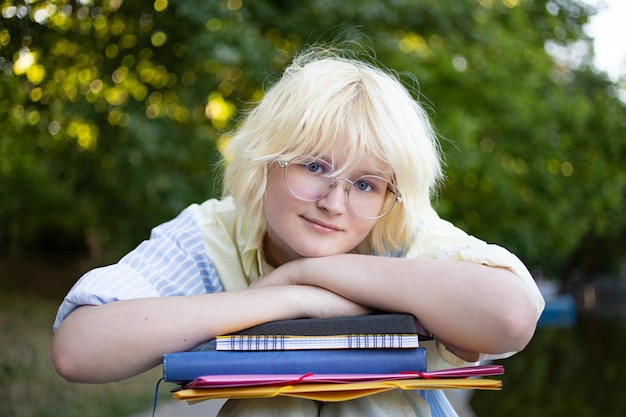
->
[313,154,393,180]
[339,164,392,181]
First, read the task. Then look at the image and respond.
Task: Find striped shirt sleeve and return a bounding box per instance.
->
[53,206,223,331]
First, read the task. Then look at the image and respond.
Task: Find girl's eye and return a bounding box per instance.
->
[305,161,330,175]
[354,179,374,192]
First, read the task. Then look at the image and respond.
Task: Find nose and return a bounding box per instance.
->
[316,180,349,215]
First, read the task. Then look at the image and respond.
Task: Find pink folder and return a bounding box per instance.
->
[183,364,504,389]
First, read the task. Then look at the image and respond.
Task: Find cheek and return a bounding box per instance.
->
[354,221,376,242]
[264,169,298,221]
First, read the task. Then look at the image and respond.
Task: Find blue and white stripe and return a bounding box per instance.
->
[53,206,223,331]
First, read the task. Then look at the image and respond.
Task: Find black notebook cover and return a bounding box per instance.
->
[227,313,432,338]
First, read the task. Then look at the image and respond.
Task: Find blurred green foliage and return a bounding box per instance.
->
[0,0,624,277]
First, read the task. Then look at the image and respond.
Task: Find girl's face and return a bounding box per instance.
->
[263,150,386,267]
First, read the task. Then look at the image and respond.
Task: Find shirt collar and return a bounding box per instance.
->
[235,210,265,283]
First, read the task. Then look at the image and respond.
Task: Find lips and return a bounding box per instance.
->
[302,216,342,232]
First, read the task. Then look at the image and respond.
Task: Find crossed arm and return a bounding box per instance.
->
[253,255,540,359]
[51,254,539,383]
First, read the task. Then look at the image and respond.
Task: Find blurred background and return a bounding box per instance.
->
[1,0,624,416]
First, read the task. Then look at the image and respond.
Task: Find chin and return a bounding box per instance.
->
[297,246,350,258]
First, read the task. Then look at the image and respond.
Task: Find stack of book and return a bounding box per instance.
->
[162,314,505,403]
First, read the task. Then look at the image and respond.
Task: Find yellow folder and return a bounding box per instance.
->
[173,378,502,403]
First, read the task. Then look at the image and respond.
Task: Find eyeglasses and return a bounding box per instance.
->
[277,155,402,220]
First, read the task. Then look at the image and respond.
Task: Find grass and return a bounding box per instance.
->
[0,290,172,417]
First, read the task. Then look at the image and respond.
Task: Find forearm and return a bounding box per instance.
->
[51,286,308,383]
[290,255,539,355]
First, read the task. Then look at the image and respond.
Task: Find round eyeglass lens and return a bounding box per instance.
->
[348,175,398,219]
[283,156,334,201]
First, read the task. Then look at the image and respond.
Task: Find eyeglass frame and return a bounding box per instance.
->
[276,156,402,220]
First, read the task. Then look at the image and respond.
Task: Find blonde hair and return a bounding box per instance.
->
[223,48,443,255]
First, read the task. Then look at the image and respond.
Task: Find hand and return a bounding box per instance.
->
[249,259,303,289]
[249,259,374,318]
[288,284,375,319]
